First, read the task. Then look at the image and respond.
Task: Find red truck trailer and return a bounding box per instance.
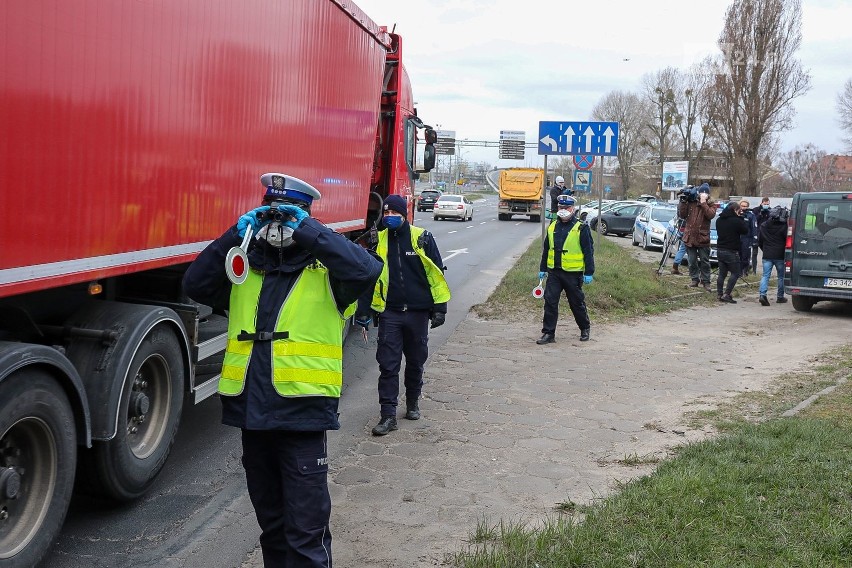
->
[0,1,435,565]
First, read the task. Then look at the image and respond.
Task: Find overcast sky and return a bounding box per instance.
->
[356,0,851,167]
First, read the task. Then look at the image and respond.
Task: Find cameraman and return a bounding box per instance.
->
[715,201,749,303]
[676,183,715,291]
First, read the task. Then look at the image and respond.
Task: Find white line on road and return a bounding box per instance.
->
[447,230,457,234]
[443,248,469,261]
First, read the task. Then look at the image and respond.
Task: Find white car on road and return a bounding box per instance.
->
[433,194,473,221]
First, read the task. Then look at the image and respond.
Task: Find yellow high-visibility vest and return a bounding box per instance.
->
[547,221,584,271]
[371,226,450,313]
[219,264,355,397]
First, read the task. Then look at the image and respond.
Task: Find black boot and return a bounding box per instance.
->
[536,333,555,345]
[371,416,398,436]
[405,400,420,420]
[580,329,590,341]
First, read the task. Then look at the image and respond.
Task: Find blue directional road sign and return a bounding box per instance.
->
[538,121,619,156]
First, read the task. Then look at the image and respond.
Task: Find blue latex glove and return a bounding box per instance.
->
[538,271,547,280]
[236,206,271,237]
[583,275,594,285]
[354,314,372,330]
[275,204,309,230]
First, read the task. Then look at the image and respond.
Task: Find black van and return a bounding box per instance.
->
[785,191,852,311]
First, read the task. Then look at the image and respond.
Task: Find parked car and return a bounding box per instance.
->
[785,191,852,312]
[582,200,644,223]
[589,203,646,236]
[433,194,473,221]
[417,189,442,212]
[632,204,678,250]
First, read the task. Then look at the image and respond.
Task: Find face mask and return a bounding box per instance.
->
[557,208,573,219]
[762,205,769,210]
[258,222,294,248]
[384,215,404,230]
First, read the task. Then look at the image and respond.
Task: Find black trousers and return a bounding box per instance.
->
[376,308,430,417]
[716,248,742,296]
[541,270,590,335]
[241,430,332,568]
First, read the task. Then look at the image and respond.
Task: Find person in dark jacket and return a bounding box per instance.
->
[677,183,715,290]
[536,194,595,344]
[751,197,772,273]
[548,175,571,217]
[738,199,757,274]
[358,194,450,436]
[757,205,789,305]
[182,173,382,568]
[715,201,749,303]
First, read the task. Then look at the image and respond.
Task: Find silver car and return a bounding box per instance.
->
[433,194,473,221]
[632,204,678,250]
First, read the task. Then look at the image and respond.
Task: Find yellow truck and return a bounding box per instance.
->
[498,168,544,221]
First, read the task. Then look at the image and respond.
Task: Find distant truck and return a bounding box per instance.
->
[0,1,434,565]
[498,168,544,222]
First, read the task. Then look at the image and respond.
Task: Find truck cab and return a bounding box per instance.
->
[785,191,852,311]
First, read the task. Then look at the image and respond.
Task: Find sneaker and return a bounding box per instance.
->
[776,297,788,303]
[371,416,398,436]
[702,283,713,292]
[720,294,737,304]
[759,295,770,306]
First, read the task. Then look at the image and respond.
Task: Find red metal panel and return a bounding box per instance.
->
[0,0,389,297]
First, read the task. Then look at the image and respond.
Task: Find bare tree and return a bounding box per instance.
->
[674,63,715,163]
[591,90,651,194]
[776,143,829,193]
[838,78,852,151]
[641,68,682,169]
[706,0,811,196]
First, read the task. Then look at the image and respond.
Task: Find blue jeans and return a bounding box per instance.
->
[760,259,785,299]
[673,241,686,264]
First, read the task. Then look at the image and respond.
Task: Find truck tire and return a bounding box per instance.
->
[791,296,815,312]
[530,215,540,223]
[498,214,508,221]
[0,370,76,568]
[79,325,184,501]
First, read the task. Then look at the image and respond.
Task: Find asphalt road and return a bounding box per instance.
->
[42,194,541,568]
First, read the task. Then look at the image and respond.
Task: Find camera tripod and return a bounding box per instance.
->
[657,219,685,275]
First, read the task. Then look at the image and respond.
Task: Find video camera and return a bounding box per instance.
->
[678,186,698,203]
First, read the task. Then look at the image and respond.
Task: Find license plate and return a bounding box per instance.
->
[825,277,852,289]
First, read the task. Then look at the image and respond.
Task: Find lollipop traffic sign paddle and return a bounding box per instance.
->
[532,279,545,299]
[225,227,254,285]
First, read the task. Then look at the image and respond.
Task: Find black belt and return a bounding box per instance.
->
[237,330,289,341]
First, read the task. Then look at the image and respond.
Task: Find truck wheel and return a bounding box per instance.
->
[498,214,508,221]
[791,296,815,312]
[0,370,76,568]
[530,215,540,223]
[81,325,184,501]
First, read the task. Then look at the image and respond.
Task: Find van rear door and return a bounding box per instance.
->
[788,193,852,301]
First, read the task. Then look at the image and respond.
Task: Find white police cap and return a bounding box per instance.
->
[260,173,322,205]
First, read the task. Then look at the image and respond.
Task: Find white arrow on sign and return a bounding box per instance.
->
[443,248,468,262]
[603,126,615,153]
[563,126,575,152]
[539,135,558,152]
[583,126,595,153]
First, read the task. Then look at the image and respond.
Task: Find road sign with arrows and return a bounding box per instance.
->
[537,121,619,156]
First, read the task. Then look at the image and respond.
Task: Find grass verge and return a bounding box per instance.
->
[473,233,718,324]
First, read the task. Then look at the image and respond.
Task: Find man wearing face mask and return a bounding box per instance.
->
[751,197,771,274]
[182,173,382,568]
[536,194,595,344]
[357,194,450,436]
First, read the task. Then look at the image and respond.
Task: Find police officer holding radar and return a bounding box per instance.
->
[537,194,595,344]
[183,173,382,568]
[357,194,451,436]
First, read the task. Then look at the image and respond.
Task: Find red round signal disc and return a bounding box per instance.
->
[532,285,544,299]
[232,255,245,277]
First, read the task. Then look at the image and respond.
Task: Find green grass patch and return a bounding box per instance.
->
[473,234,718,324]
[452,418,852,567]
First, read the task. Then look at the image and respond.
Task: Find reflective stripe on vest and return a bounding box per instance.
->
[371,225,451,313]
[219,264,355,397]
[547,221,584,271]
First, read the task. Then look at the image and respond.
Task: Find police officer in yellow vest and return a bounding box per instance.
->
[182,173,381,568]
[537,194,595,344]
[356,194,450,436]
